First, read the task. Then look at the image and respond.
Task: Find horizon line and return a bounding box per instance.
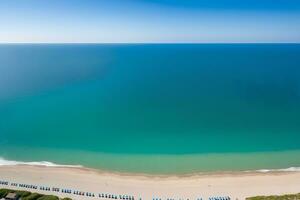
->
[0,42,300,45]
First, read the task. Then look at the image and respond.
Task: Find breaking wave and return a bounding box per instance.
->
[253,167,300,172]
[1,157,300,173]
[0,157,82,168]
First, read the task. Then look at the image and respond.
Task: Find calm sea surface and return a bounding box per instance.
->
[0,44,300,174]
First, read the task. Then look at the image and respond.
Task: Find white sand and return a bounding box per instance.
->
[0,165,300,200]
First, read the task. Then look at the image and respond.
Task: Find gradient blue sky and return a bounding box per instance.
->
[0,0,300,43]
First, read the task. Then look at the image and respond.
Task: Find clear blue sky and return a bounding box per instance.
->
[0,0,300,43]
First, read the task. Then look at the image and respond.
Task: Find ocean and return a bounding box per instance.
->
[0,44,300,174]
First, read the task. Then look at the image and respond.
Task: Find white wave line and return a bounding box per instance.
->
[0,157,82,168]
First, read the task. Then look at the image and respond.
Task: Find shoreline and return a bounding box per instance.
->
[1,165,300,200]
[2,148,300,175]
[40,165,300,179]
[1,157,300,178]
[3,163,300,179]
[11,164,300,178]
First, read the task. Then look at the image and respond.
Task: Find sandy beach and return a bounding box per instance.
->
[0,165,299,200]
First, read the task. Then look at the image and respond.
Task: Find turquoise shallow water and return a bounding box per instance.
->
[0,44,300,174]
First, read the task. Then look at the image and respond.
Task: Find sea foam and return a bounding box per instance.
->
[1,157,300,174]
[0,157,82,168]
[253,167,300,172]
